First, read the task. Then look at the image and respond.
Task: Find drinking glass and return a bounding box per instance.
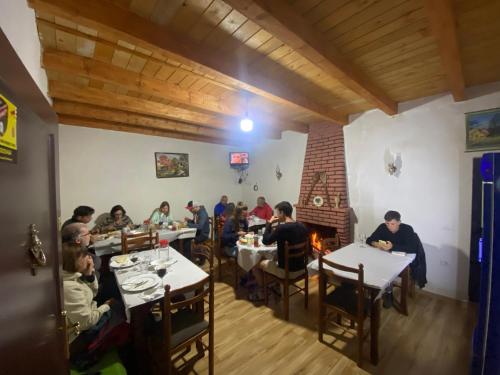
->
[156,266,167,286]
[358,233,367,247]
[141,254,151,271]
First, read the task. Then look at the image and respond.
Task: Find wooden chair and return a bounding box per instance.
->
[214,219,239,289]
[191,216,215,268]
[262,241,309,321]
[317,253,370,367]
[121,229,159,254]
[147,273,214,375]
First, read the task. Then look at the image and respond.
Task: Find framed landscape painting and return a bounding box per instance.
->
[466,108,500,151]
[155,152,189,178]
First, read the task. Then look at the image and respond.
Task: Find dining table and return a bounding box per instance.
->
[110,246,208,374]
[92,227,197,257]
[307,242,416,365]
[236,235,277,272]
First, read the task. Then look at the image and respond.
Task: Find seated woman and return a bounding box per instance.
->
[62,243,127,368]
[93,205,133,233]
[221,205,248,257]
[149,201,173,226]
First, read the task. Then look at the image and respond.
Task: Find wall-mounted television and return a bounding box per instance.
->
[229,152,249,167]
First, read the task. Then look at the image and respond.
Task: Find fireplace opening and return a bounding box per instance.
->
[305,223,339,255]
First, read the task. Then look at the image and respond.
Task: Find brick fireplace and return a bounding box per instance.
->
[295,123,352,248]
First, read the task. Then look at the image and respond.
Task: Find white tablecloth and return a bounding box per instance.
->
[237,238,277,272]
[112,247,208,321]
[93,227,197,257]
[308,243,415,291]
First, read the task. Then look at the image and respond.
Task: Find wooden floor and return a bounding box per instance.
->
[192,273,476,375]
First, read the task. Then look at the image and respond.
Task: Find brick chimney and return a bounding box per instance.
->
[295,123,352,246]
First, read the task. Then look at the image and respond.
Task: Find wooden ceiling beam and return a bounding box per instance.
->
[58,115,233,145]
[43,50,307,133]
[49,81,231,129]
[223,0,398,115]
[36,18,237,93]
[53,100,235,140]
[423,0,465,101]
[28,0,347,125]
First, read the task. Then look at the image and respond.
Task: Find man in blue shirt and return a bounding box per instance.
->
[214,195,228,218]
[184,201,210,262]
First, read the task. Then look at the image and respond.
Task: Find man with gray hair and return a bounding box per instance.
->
[184,200,210,262]
[61,222,101,273]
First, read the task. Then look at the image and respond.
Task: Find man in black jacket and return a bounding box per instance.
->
[366,210,417,253]
[366,210,418,308]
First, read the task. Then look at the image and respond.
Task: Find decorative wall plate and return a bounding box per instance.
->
[313,196,324,207]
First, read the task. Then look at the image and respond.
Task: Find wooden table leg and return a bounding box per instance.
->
[370,289,381,365]
[400,266,409,316]
[179,238,185,256]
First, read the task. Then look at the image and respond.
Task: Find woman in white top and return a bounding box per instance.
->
[149,201,173,225]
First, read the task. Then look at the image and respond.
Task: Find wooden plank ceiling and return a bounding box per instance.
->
[29,0,500,144]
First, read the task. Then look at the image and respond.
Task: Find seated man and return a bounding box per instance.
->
[214,195,228,218]
[250,201,307,301]
[366,210,418,308]
[249,196,273,221]
[62,222,101,273]
[62,205,95,230]
[366,210,417,253]
[184,201,210,262]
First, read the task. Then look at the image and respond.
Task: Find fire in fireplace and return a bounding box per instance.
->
[307,224,339,255]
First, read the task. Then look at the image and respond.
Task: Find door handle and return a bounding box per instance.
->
[28,224,47,275]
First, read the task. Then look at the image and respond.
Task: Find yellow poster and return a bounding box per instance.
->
[0,93,17,163]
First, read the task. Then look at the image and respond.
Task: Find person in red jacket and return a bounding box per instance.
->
[249,196,273,220]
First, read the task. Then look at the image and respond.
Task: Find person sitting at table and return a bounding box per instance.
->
[149,201,173,226]
[62,205,95,230]
[184,201,210,262]
[250,201,308,301]
[214,195,228,218]
[249,196,273,221]
[221,205,248,257]
[219,202,235,227]
[62,243,128,369]
[62,222,101,274]
[366,210,418,308]
[93,205,133,234]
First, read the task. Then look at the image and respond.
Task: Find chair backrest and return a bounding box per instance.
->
[208,216,214,244]
[318,254,365,318]
[284,240,309,277]
[121,229,159,254]
[161,272,214,351]
[215,218,223,257]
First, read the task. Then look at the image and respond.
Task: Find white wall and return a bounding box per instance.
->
[0,0,48,98]
[345,81,500,300]
[241,131,308,214]
[59,126,244,227]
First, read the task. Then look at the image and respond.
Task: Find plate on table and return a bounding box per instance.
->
[121,274,159,292]
[109,254,141,269]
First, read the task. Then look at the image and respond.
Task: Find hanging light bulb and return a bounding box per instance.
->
[240,117,253,132]
[240,95,253,132]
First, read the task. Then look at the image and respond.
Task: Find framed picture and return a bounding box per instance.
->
[155,152,189,178]
[466,108,500,151]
